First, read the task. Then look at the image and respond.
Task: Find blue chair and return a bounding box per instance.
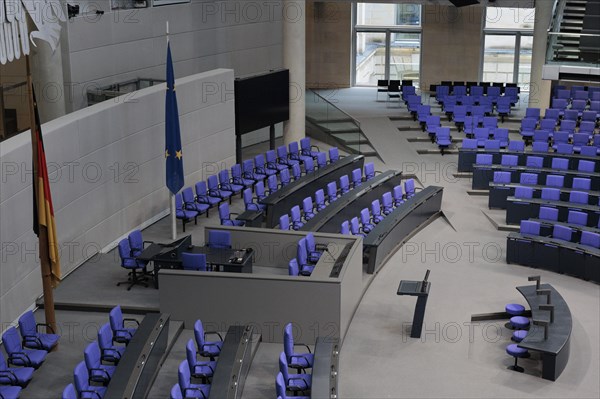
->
[568,210,588,226]
[117,239,148,290]
[128,230,152,259]
[512,330,528,343]
[393,185,405,206]
[417,105,431,129]
[426,115,441,136]
[351,168,362,187]
[436,127,452,154]
[291,163,302,181]
[327,182,338,203]
[300,137,321,159]
[496,96,511,122]
[276,372,309,399]
[194,320,223,361]
[109,305,138,345]
[283,323,314,372]
[84,341,115,385]
[573,178,591,191]
[501,155,518,167]
[364,162,377,180]
[515,186,534,200]
[508,141,525,152]
[570,191,588,205]
[208,230,231,249]
[546,175,563,187]
[219,203,244,226]
[519,118,537,143]
[520,220,540,236]
[305,233,323,263]
[505,304,525,316]
[539,207,558,222]
[329,147,340,163]
[297,239,315,276]
[580,145,597,157]
[541,187,560,201]
[170,384,183,399]
[360,208,374,234]
[186,339,216,383]
[382,192,394,215]
[74,361,107,399]
[452,105,467,129]
[219,169,243,198]
[462,138,477,150]
[280,168,291,187]
[279,351,311,393]
[316,152,327,169]
[581,231,600,249]
[526,107,540,120]
[207,175,233,204]
[474,128,490,147]
[0,351,33,387]
[279,214,291,231]
[405,179,417,199]
[277,145,299,168]
[340,175,350,195]
[254,154,277,177]
[371,199,384,224]
[526,156,543,168]
[578,160,595,173]
[243,159,265,183]
[539,119,556,134]
[290,206,304,230]
[302,197,315,221]
[340,220,350,235]
[231,164,254,189]
[551,158,568,170]
[288,259,300,276]
[175,194,199,233]
[178,360,210,399]
[191,184,219,210]
[315,189,327,212]
[555,143,573,155]
[493,128,509,148]
[62,384,76,399]
[267,175,279,196]
[289,141,308,164]
[506,344,528,373]
[508,316,530,330]
[182,253,207,271]
[303,157,316,174]
[242,187,265,211]
[493,171,511,184]
[17,310,59,351]
[98,323,124,364]
[266,150,288,173]
[350,217,364,237]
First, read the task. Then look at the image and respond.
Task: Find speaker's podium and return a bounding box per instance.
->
[397,270,431,339]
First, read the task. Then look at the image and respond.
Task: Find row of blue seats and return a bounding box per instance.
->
[437,85,519,106]
[288,234,324,277]
[275,323,314,399]
[278,163,379,231]
[519,220,600,249]
[170,320,224,398]
[62,306,138,399]
[531,206,600,231]
[340,180,417,236]
[480,154,596,173]
[521,118,598,138]
[492,170,594,191]
[553,85,600,102]
[0,311,60,399]
[521,107,600,123]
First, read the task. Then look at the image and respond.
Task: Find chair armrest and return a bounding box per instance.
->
[101,348,122,360]
[195,363,215,374]
[90,367,111,380]
[294,343,312,353]
[9,352,32,366]
[123,318,140,327]
[196,195,211,205]
[115,328,134,338]
[23,334,43,347]
[288,376,310,389]
[36,323,56,334]
[184,388,207,399]
[204,331,224,341]
[0,370,18,384]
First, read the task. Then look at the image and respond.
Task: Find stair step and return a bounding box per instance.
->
[316,121,361,133]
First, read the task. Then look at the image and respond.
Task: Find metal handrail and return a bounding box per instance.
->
[308,89,361,128]
[548,32,600,37]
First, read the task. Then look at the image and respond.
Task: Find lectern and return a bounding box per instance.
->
[397,270,431,339]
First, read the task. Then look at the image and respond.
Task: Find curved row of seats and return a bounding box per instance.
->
[518,219,600,254]
[170,319,224,399]
[531,206,600,233]
[340,179,416,237]
[275,323,314,399]
[62,306,138,399]
[278,163,378,231]
[480,153,596,173]
[553,85,600,103]
[0,311,60,399]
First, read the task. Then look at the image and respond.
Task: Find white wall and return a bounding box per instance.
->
[60,0,283,112]
[0,68,236,330]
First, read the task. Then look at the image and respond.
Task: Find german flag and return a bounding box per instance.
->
[32,89,61,286]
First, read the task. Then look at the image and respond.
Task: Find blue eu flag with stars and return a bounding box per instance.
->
[165,43,184,195]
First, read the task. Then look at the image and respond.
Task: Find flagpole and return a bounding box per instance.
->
[166,21,177,241]
[26,55,57,334]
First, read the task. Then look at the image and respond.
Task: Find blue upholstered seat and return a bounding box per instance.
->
[178,360,210,399]
[182,253,207,271]
[279,214,291,231]
[84,341,115,384]
[506,343,529,372]
[207,230,231,249]
[371,199,385,224]
[186,339,216,381]
[291,206,304,230]
[276,372,310,399]
[219,203,245,227]
[109,305,138,345]
[18,310,60,351]
[360,208,374,234]
[302,197,315,221]
[98,323,124,364]
[279,351,311,393]
[510,316,530,330]
[0,350,34,386]
[194,320,223,361]
[382,192,394,215]
[505,304,525,316]
[283,323,314,372]
[74,361,107,399]
[512,330,528,343]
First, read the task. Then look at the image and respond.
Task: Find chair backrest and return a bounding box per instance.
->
[569,191,588,204]
[580,146,597,157]
[533,131,549,143]
[208,230,231,249]
[98,323,114,351]
[175,193,184,210]
[243,188,254,208]
[185,339,198,370]
[364,163,375,180]
[579,160,595,173]
[327,182,337,200]
[329,147,339,163]
[181,252,206,272]
[292,163,302,180]
[297,239,308,266]
[571,99,586,111]
[515,186,533,199]
[306,233,317,253]
[532,142,548,153]
[426,115,441,127]
[266,150,277,164]
[474,128,489,140]
[521,118,537,130]
[484,140,500,151]
[300,137,311,154]
[219,202,230,221]
[302,197,313,213]
[494,128,509,141]
[218,169,230,187]
[405,179,415,195]
[280,169,290,185]
[393,185,403,201]
[194,182,207,198]
[207,175,219,190]
[276,372,288,399]
[551,158,568,170]
[289,141,300,156]
[316,152,327,168]
[109,305,124,331]
[520,173,538,185]
[582,111,597,122]
[350,217,361,235]
[267,175,278,192]
[360,208,371,225]
[578,123,595,135]
[526,156,543,168]
[279,214,290,230]
[539,206,558,221]
[561,120,576,133]
[288,258,299,276]
[63,383,77,399]
[541,188,560,201]
[128,230,143,253]
[568,210,588,226]
[483,116,497,128]
[476,154,492,165]
[351,168,362,185]
[283,323,295,361]
[581,231,600,249]
[18,310,37,340]
[2,327,22,355]
[242,159,254,174]
[572,177,591,191]
[231,164,242,179]
[118,239,132,263]
[170,383,184,399]
[493,171,511,184]
[291,206,302,222]
[546,174,564,187]
[371,199,381,216]
[74,361,90,393]
[304,157,315,173]
[84,341,101,371]
[315,189,325,206]
[544,108,560,121]
[508,141,525,152]
[553,225,572,241]
[256,181,266,198]
[520,220,540,235]
[340,175,350,191]
[382,192,393,209]
[341,220,350,235]
[462,138,477,149]
[556,143,573,155]
[194,320,206,347]
[540,119,556,131]
[178,360,192,391]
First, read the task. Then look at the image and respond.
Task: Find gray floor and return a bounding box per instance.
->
[18,87,599,398]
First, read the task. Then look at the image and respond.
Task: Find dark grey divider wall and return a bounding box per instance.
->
[160,228,364,344]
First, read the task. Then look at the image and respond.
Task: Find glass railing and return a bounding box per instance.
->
[305,89,364,154]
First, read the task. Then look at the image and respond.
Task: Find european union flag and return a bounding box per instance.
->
[165,43,184,195]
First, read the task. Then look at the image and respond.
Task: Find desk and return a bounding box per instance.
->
[397,280,430,339]
[516,284,572,381]
[209,325,260,399]
[104,313,170,398]
[261,155,364,227]
[236,210,263,228]
[310,337,340,399]
[489,183,600,209]
[505,196,600,226]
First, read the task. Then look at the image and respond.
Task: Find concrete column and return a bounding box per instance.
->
[283,0,305,144]
[31,41,66,123]
[528,0,554,111]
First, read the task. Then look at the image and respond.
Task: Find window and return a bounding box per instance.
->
[353,3,422,87]
[482,7,535,90]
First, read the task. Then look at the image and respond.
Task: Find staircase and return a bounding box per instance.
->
[305,89,379,159]
[553,0,587,62]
